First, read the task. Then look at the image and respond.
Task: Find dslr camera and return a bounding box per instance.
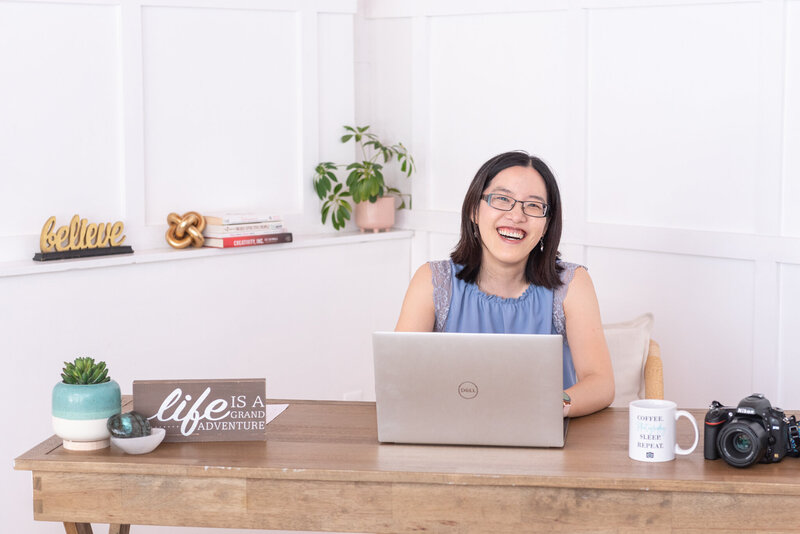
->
[704,393,800,467]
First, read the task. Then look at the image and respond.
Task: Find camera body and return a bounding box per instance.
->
[704,393,800,467]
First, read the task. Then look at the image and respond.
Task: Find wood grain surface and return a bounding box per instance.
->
[15,400,800,532]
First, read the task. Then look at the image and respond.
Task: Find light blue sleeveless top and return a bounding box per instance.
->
[430,259,581,390]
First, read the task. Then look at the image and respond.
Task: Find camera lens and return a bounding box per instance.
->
[732,433,752,453]
[717,420,767,467]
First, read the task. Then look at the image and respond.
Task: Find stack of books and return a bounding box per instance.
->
[201,213,293,249]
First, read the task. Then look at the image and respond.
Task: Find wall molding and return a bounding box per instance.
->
[0,230,411,278]
[398,210,800,265]
[10,0,356,9]
[365,0,758,19]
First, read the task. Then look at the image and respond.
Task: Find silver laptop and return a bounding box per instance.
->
[372,331,567,447]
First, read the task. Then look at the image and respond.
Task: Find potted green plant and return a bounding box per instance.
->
[313,125,415,231]
[51,357,121,450]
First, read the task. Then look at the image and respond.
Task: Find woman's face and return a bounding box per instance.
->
[474,165,549,271]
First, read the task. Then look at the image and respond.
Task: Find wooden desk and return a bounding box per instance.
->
[14,400,800,533]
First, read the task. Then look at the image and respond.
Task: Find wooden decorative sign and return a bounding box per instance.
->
[133,378,267,442]
[34,214,133,261]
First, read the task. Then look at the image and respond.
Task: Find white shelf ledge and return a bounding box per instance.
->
[0,230,414,278]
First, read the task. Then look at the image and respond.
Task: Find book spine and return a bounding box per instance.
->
[204,222,284,236]
[215,214,282,225]
[204,228,286,238]
[204,232,293,248]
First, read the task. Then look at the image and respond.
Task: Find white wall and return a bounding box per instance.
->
[0,1,411,533]
[0,0,363,261]
[4,237,410,534]
[362,0,800,409]
[4,0,800,533]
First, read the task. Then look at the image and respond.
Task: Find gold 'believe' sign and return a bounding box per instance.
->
[40,215,126,253]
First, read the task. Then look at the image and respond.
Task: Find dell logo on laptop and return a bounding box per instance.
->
[458,381,478,399]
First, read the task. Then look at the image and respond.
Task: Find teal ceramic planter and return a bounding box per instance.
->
[52,380,121,450]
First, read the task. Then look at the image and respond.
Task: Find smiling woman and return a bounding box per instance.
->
[395,151,615,418]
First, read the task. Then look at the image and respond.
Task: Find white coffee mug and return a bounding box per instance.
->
[629,399,699,462]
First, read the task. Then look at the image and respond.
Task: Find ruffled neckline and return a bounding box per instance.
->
[451,260,545,304]
[462,278,538,304]
[465,281,535,303]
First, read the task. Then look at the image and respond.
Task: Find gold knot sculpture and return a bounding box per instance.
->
[166,212,206,248]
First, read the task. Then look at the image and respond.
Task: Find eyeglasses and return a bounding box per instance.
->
[482,194,549,218]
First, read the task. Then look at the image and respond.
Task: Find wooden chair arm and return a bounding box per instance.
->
[644,339,664,400]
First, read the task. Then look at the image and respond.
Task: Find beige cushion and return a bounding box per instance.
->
[604,313,654,408]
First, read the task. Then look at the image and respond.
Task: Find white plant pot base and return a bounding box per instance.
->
[62,438,110,451]
[52,416,111,450]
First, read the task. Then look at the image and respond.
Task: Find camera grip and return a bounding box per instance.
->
[674,410,699,455]
[704,421,721,460]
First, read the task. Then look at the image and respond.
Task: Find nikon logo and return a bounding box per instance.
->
[738,407,756,414]
[458,381,478,399]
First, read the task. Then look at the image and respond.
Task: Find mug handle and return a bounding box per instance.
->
[674,410,699,455]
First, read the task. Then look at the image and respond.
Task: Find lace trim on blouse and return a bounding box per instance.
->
[429,259,585,334]
[552,262,583,337]
[430,260,452,332]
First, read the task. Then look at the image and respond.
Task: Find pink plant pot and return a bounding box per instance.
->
[354,196,395,232]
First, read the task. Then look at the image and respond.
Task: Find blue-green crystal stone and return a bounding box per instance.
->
[107,411,151,438]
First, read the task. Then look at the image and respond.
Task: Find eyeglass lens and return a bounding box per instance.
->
[485,194,547,217]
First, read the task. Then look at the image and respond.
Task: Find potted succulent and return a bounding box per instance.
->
[51,357,121,450]
[313,125,415,231]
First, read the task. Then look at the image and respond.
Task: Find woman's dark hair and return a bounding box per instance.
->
[450,151,564,289]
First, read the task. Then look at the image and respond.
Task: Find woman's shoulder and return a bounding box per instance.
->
[559,260,599,313]
[557,260,586,288]
[408,260,456,291]
[428,259,453,275]
[395,263,437,332]
[411,262,434,286]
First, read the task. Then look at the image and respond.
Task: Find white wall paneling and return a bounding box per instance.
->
[427,231,459,264]
[589,247,756,408]
[779,263,800,407]
[363,0,800,409]
[410,15,431,212]
[0,1,123,240]
[301,8,322,236]
[755,0,786,235]
[318,13,356,179]
[587,2,761,233]
[428,9,571,214]
[142,7,302,224]
[784,0,800,237]
[358,17,415,198]
[4,0,800,532]
[753,259,781,396]
[0,0,358,263]
[1,2,379,534]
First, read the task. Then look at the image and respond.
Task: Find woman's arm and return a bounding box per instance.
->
[395,263,436,332]
[563,267,615,417]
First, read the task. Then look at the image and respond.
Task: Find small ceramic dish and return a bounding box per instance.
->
[110,427,165,454]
